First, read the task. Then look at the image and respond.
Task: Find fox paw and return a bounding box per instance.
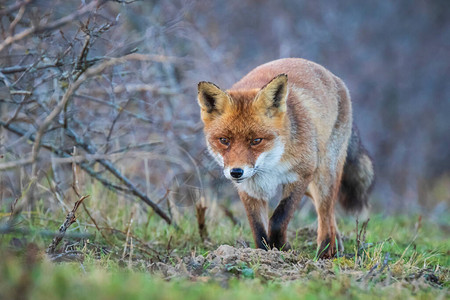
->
[267,238,291,251]
[276,241,291,251]
[316,234,343,259]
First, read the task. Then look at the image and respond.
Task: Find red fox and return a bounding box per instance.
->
[197,58,374,258]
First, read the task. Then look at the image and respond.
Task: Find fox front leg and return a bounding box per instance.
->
[239,191,269,249]
[268,184,305,250]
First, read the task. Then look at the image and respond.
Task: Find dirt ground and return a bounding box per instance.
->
[153,244,331,280]
[149,243,443,292]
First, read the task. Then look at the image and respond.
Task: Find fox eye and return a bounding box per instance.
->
[250,138,263,146]
[219,137,230,146]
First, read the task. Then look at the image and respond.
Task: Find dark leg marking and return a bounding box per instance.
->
[252,221,269,250]
[269,194,300,250]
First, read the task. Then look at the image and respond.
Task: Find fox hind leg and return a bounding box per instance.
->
[310,179,344,259]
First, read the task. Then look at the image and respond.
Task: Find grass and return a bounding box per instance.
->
[0,185,448,300]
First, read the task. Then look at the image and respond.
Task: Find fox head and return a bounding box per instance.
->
[197,74,289,183]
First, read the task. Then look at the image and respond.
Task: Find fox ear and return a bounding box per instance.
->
[255,74,288,116]
[197,82,231,119]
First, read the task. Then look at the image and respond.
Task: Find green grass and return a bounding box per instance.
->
[0,260,446,300]
[0,187,448,300]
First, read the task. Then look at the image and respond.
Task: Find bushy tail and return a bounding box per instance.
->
[339,125,374,213]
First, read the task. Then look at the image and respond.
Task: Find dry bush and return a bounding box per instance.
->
[0,0,228,226]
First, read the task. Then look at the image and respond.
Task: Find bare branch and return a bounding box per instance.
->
[0,0,34,17]
[0,120,173,224]
[0,152,187,170]
[0,54,183,74]
[0,60,80,74]
[0,0,105,52]
[8,3,26,35]
[29,53,174,177]
[0,120,128,193]
[82,202,115,246]
[64,125,173,224]
[0,157,33,170]
[75,93,154,123]
[46,195,89,254]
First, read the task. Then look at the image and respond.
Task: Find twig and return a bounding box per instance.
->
[72,146,81,197]
[0,157,33,170]
[220,204,240,226]
[46,195,89,254]
[122,206,135,260]
[30,52,125,177]
[105,97,132,152]
[75,93,154,123]
[0,60,95,74]
[378,252,390,274]
[1,88,172,225]
[128,237,134,269]
[195,197,209,242]
[8,4,26,36]
[30,53,181,176]
[0,52,182,74]
[112,0,141,4]
[112,83,177,95]
[359,263,379,282]
[359,252,391,283]
[100,226,161,258]
[0,148,185,170]
[0,0,34,17]
[48,250,84,262]
[77,162,131,192]
[4,56,176,224]
[8,198,19,223]
[82,202,114,246]
[355,218,370,259]
[397,215,422,263]
[71,147,113,246]
[111,142,163,154]
[44,171,70,211]
[0,0,105,52]
[63,125,173,224]
[5,94,29,125]
[73,33,91,79]
[0,121,130,192]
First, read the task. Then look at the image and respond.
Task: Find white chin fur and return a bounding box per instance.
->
[238,138,298,201]
[208,138,298,200]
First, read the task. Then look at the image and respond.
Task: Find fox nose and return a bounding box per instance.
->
[230,168,244,179]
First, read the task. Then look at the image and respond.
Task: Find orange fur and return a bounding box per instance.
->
[198,58,372,258]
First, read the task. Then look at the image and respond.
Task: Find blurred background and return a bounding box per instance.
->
[1,0,449,225]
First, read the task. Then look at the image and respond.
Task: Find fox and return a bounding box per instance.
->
[197,58,374,258]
